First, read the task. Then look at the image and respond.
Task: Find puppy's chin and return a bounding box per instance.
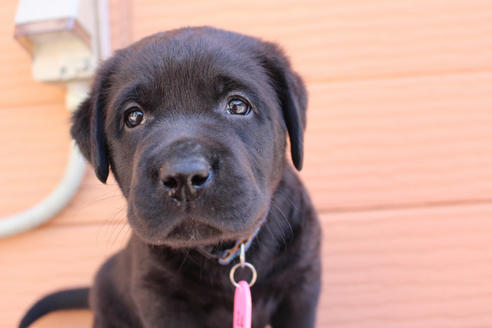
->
[130,217,254,248]
[160,218,225,248]
[131,215,268,250]
[128,201,270,248]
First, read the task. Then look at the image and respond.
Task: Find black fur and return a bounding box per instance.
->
[19,288,89,328]
[20,26,321,328]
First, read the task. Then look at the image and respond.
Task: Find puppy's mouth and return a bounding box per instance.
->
[165,217,224,246]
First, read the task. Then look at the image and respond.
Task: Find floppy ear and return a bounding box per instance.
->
[260,42,307,171]
[70,58,117,183]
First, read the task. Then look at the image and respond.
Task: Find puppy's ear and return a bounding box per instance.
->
[71,58,117,183]
[260,42,307,171]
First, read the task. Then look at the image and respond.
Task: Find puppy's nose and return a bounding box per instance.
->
[160,158,211,202]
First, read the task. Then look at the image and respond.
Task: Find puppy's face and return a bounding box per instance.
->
[71,27,306,248]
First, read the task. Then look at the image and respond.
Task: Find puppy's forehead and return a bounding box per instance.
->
[115,30,269,97]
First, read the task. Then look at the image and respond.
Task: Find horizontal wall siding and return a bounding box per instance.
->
[303,73,492,210]
[318,205,492,327]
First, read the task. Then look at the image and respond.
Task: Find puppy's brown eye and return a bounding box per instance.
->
[125,108,144,128]
[227,98,251,115]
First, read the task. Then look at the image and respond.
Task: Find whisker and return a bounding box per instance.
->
[177,248,191,274]
[76,192,125,211]
[270,202,293,250]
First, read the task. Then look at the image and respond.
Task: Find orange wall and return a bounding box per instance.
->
[1,1,492,327]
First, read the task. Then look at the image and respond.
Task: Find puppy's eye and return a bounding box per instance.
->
[227,98,251,115]
[125,108,145,128]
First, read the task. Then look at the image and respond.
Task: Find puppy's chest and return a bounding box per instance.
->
[200,292,276,328]
[148,282,278,328]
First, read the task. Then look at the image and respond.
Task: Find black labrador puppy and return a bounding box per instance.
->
[20,26,321,328]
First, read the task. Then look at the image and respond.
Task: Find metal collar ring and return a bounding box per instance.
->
[229,262,257,287]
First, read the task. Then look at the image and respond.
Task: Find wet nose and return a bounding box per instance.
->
[160,158,211,202]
